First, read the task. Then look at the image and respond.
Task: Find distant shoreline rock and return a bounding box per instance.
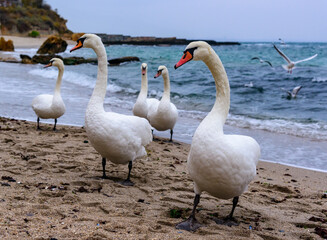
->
[108,56,140,66]
[97,34,240,46]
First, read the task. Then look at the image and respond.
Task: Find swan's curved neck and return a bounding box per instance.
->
[53,65,64,97]
[161,73,170,101]
[203,48,230,128]
[89,42,108,111]
[139,73,148,98]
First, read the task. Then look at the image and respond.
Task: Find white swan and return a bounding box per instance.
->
[132,63,160,120]
[174,41,261,231]
[273,44,317,74]
[147,65,178,142]
[31,58,66,131]
[70,34,152,185]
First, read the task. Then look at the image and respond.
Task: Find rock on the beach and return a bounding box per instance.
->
[108,56,140,66]
[19,54,97,65]
[63,57,97,65]
[37,36,67,54]
[20,54,33,64]
[0,37,14,51]
[31,55,63,64]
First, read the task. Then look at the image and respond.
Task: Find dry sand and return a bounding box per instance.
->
[0,35,75,49]
[0,117,326,239]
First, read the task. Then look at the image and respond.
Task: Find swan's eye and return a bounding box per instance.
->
[79,37,86,44]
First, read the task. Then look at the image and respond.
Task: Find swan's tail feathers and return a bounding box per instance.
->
[136,146,148,159]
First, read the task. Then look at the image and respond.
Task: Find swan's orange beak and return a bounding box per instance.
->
[174,51,193,69]
[154,71,161,78]
[70,40,83,52]
[44,62,52,68]
[142,67,146,75]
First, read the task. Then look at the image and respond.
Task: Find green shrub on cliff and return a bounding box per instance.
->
[28,30,40,38]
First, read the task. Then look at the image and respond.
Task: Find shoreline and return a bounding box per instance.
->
[8,115,327,174]
[0,35,75,49]
[0,116,326,239]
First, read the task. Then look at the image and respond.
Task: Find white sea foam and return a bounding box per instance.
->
[312,77,327,82]
[177,108,327,141]
[226,114,327,141]
[28,68,136,94]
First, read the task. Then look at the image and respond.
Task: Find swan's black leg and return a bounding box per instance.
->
[169,129,173,142]
[37,117,41,130]
[53,118,57,131]
[120,161,134,186]
[214,196,239,226]
[176,194,202,231]
[101,157,108,179]
[227,196,239,220]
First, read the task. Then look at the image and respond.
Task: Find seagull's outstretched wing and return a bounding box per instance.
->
[273,44,291,64]
[251,57,260,61]
[292,85,302,96]
[294,54,317,64]
[264,60,273,67]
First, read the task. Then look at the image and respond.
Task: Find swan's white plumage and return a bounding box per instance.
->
[72,34,152,166]
[179,41,260,200]
[147,66,178,132]
[31,58,65,120]
[133,63,159,120]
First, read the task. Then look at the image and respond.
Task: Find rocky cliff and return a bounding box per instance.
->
[0,0,72,36]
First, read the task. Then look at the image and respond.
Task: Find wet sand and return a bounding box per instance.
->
[0,117,326,239]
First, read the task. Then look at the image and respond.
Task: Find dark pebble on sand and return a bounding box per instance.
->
[1,182,11,187]
[77,186,88,193]
[1,176,16,182]
[315,227,327,238]
[83,140,88,143]
[138,199,145,203]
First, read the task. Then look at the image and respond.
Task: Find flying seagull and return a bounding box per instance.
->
[251,57,273,67]
[279,38,285,45]
[282,85,302,99]
[273,45,317,74]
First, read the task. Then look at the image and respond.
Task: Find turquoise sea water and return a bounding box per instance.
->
[0,42,326,171]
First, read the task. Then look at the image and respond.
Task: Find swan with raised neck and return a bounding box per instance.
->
[70,34,152,185]
[133,63,159,120]
[174,41,260,231]
[147,65,178,141]
[31,58,66,131]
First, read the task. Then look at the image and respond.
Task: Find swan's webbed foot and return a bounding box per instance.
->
[119,161,134,186]
[119,179,134,186]
[214,196,239,226]
[213,216,239,226]
[176,216,202,232]
[101,174,110,180]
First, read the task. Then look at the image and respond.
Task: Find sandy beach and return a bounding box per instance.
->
[0,35,75,49]
[0,35,327,239]
[0,117,326,239]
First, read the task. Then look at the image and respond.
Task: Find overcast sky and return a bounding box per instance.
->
[46,0,327,42]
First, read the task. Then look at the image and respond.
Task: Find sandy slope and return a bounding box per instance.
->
[0,117,326,239]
